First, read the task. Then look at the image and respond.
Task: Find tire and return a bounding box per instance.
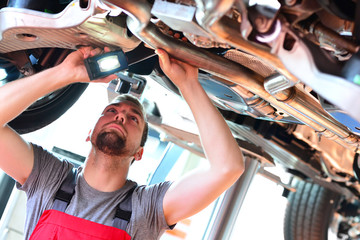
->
[8,83,88,134]
[284,179,341,240]
[1,49,88,134]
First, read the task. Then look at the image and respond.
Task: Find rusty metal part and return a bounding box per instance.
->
[223,49,276,77]
[316,10,354,35]
[192,0,298,85]
[310,21,359,54]
[293,124,355,177]
[208,17,298,85]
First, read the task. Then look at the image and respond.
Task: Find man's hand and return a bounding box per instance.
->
[59,47,117,84]
[155,49,198,91]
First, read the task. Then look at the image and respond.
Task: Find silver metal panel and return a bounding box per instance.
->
[151,0,210,37]
[0,2,140,53]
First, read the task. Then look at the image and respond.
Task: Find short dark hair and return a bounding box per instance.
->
[111,94,148,147]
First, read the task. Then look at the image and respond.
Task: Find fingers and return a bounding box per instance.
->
[156,49,191,69]
[76,46,91,59]
[90,46,115,56]
[155,49,195,76]
[155,49,167,58]
[77,46,110,59]
[90,48,103,57]
[155,49,171,71]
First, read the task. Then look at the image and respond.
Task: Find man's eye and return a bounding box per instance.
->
[130,116,139,123]
[107,108,116,113]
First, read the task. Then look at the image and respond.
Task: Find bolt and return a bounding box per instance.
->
[20,67,34,76]
[285,0,298,6]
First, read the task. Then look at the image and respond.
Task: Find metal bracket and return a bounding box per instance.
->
[257,167,296,192]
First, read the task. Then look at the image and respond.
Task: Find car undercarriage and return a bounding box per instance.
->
[1,0,360,239]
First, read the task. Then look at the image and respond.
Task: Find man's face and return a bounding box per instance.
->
[90,100,146,158]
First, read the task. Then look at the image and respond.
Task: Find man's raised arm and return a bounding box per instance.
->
[0,48,115,185]
[156,49,245,226]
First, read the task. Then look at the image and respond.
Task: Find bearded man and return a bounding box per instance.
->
[0,47,244,239]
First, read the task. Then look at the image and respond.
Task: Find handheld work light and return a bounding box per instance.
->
[84,50,128,80]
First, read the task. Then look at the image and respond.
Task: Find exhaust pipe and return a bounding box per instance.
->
[137,23,358,147]
[105,0,359,149]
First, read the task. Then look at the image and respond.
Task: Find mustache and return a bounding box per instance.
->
[104,120,128,135]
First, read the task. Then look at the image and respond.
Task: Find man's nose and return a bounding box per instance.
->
[115,112,125,123]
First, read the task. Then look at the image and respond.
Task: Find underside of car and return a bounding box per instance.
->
[1,0,360,239]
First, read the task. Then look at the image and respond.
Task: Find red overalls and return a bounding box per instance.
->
[29,168,134,240]
[29,210,131,240]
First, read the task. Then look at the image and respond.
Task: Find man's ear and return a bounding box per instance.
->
[86,129,92,142]
[134,147,144,161]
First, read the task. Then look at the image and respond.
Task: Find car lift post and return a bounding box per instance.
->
[205,156,261,240]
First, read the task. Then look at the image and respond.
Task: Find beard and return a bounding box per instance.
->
[95,131,127,156]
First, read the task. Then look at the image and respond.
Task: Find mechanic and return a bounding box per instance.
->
[0,47,245,239]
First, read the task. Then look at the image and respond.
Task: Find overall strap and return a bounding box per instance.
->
[113,184,137,231]
[52,167,136,231]
[52,168,78,212]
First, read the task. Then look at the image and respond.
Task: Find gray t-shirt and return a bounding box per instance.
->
[17,144,173,240]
